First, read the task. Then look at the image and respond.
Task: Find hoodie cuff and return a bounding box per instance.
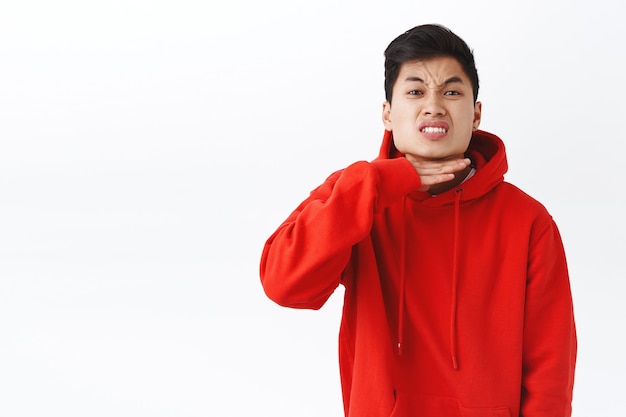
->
[370,158,421,208]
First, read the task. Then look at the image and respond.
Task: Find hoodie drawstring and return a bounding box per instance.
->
[450,188,463,370]
[397,196,407,356]
[397,189,464,370]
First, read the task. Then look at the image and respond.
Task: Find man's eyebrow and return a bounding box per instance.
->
[403,76,464,85]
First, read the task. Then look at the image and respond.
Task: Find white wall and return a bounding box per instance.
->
[0,0,621,415]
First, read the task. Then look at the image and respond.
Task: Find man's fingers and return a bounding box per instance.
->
[417,172,461,192]
[410,158,471,175]
[408,157,472,191]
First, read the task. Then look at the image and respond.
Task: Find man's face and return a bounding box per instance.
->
[382,56,482,162]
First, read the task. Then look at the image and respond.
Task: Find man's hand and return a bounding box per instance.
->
[405,154,472,192]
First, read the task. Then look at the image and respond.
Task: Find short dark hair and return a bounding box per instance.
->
[384,24,479,103]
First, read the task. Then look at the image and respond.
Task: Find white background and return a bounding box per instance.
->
[0,0,623,415]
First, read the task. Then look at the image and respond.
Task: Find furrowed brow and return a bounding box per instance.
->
[403,75,464,87]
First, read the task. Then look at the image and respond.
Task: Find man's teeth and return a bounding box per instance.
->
[421,127,447,133]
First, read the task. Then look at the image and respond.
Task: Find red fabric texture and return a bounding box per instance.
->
[260,130,576,417]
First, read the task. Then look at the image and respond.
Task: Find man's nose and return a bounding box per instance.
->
[422,94,446,116]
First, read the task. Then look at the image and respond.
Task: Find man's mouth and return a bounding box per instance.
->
[420,126,447,134]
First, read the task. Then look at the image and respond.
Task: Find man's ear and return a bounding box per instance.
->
[473,101,482,131]
[382,101,393,131]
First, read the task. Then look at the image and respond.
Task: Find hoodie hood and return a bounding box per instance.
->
[377,129,508,205]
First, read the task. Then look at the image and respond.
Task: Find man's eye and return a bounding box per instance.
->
[444,91,460,96]
[408,90,422,95]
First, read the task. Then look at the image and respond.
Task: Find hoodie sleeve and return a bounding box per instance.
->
[521,215,577,416]
[260,158,420,309]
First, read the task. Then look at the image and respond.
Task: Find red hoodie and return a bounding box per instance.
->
[260,130,576,417]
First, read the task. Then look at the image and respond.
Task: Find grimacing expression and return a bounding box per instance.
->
[382,56,482,162]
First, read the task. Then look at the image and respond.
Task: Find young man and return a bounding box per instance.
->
[260,24,576,417]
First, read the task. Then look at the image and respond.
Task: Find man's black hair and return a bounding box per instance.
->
[384,24,479,103]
